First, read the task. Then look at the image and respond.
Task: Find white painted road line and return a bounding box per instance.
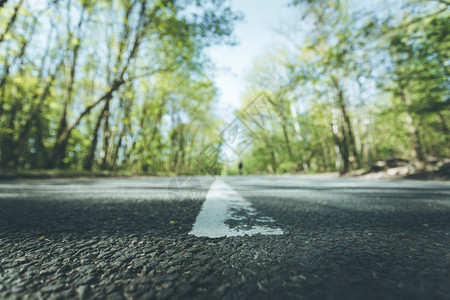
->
[189,179,283,238]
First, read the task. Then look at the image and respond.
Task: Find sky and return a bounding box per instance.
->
[206,0,295,121]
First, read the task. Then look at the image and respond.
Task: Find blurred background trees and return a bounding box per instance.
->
[0,0,238,174]
[239,0,449,175]
[1,0,448,175]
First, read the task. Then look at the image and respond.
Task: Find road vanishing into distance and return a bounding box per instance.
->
[0,176,449,299]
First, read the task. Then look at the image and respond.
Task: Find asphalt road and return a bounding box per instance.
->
[0,176,449,299]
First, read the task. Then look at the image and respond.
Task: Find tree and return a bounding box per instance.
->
[237,0,449,175]
[0,0,241,174]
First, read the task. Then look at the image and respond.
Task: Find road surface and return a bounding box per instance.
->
[0,176,449,299]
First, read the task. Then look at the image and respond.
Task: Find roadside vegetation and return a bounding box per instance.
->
[0,0,239,175]
[238,0,449,176]
[0,0,448,178]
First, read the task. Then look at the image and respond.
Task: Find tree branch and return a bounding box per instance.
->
[57,79,125,144]
[0,0,25,43]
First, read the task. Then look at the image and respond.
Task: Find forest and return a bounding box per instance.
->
[238,0,449,175]
[0,0,448,176]
[0,0,239,174]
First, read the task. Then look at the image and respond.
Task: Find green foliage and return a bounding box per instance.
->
[238,0,449,175]
[0,0,239,174]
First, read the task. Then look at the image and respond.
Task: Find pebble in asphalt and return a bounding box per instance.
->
[0,176,449,299]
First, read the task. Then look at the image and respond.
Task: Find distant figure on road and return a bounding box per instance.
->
[238,161,243,175]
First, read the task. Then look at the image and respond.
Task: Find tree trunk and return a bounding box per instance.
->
[0,86,19,169]
[14,57,64,163]
[261,134,277,173]
[391,38,425,162]
[0,0,25,44]
[332,76,360,169]
[83,100,109,171]
[281,119,293,161]
[330,113,350,175]
[146,101,164,168]
[100,100,111,170]
[52,34,83,168]
[54,78,125,156]
[400,87,424,162]
[111,128,125,171]
[53,1,147,165]
[437,112,449,147]
[0,17,35,119]
[125,103,148,166]
[34,116,48,169]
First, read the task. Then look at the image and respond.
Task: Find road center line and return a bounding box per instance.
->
[189,179,283,238]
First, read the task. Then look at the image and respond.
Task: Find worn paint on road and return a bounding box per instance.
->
[189,179,283,238]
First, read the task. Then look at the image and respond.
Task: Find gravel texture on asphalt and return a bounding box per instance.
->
[0,176,449,299]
